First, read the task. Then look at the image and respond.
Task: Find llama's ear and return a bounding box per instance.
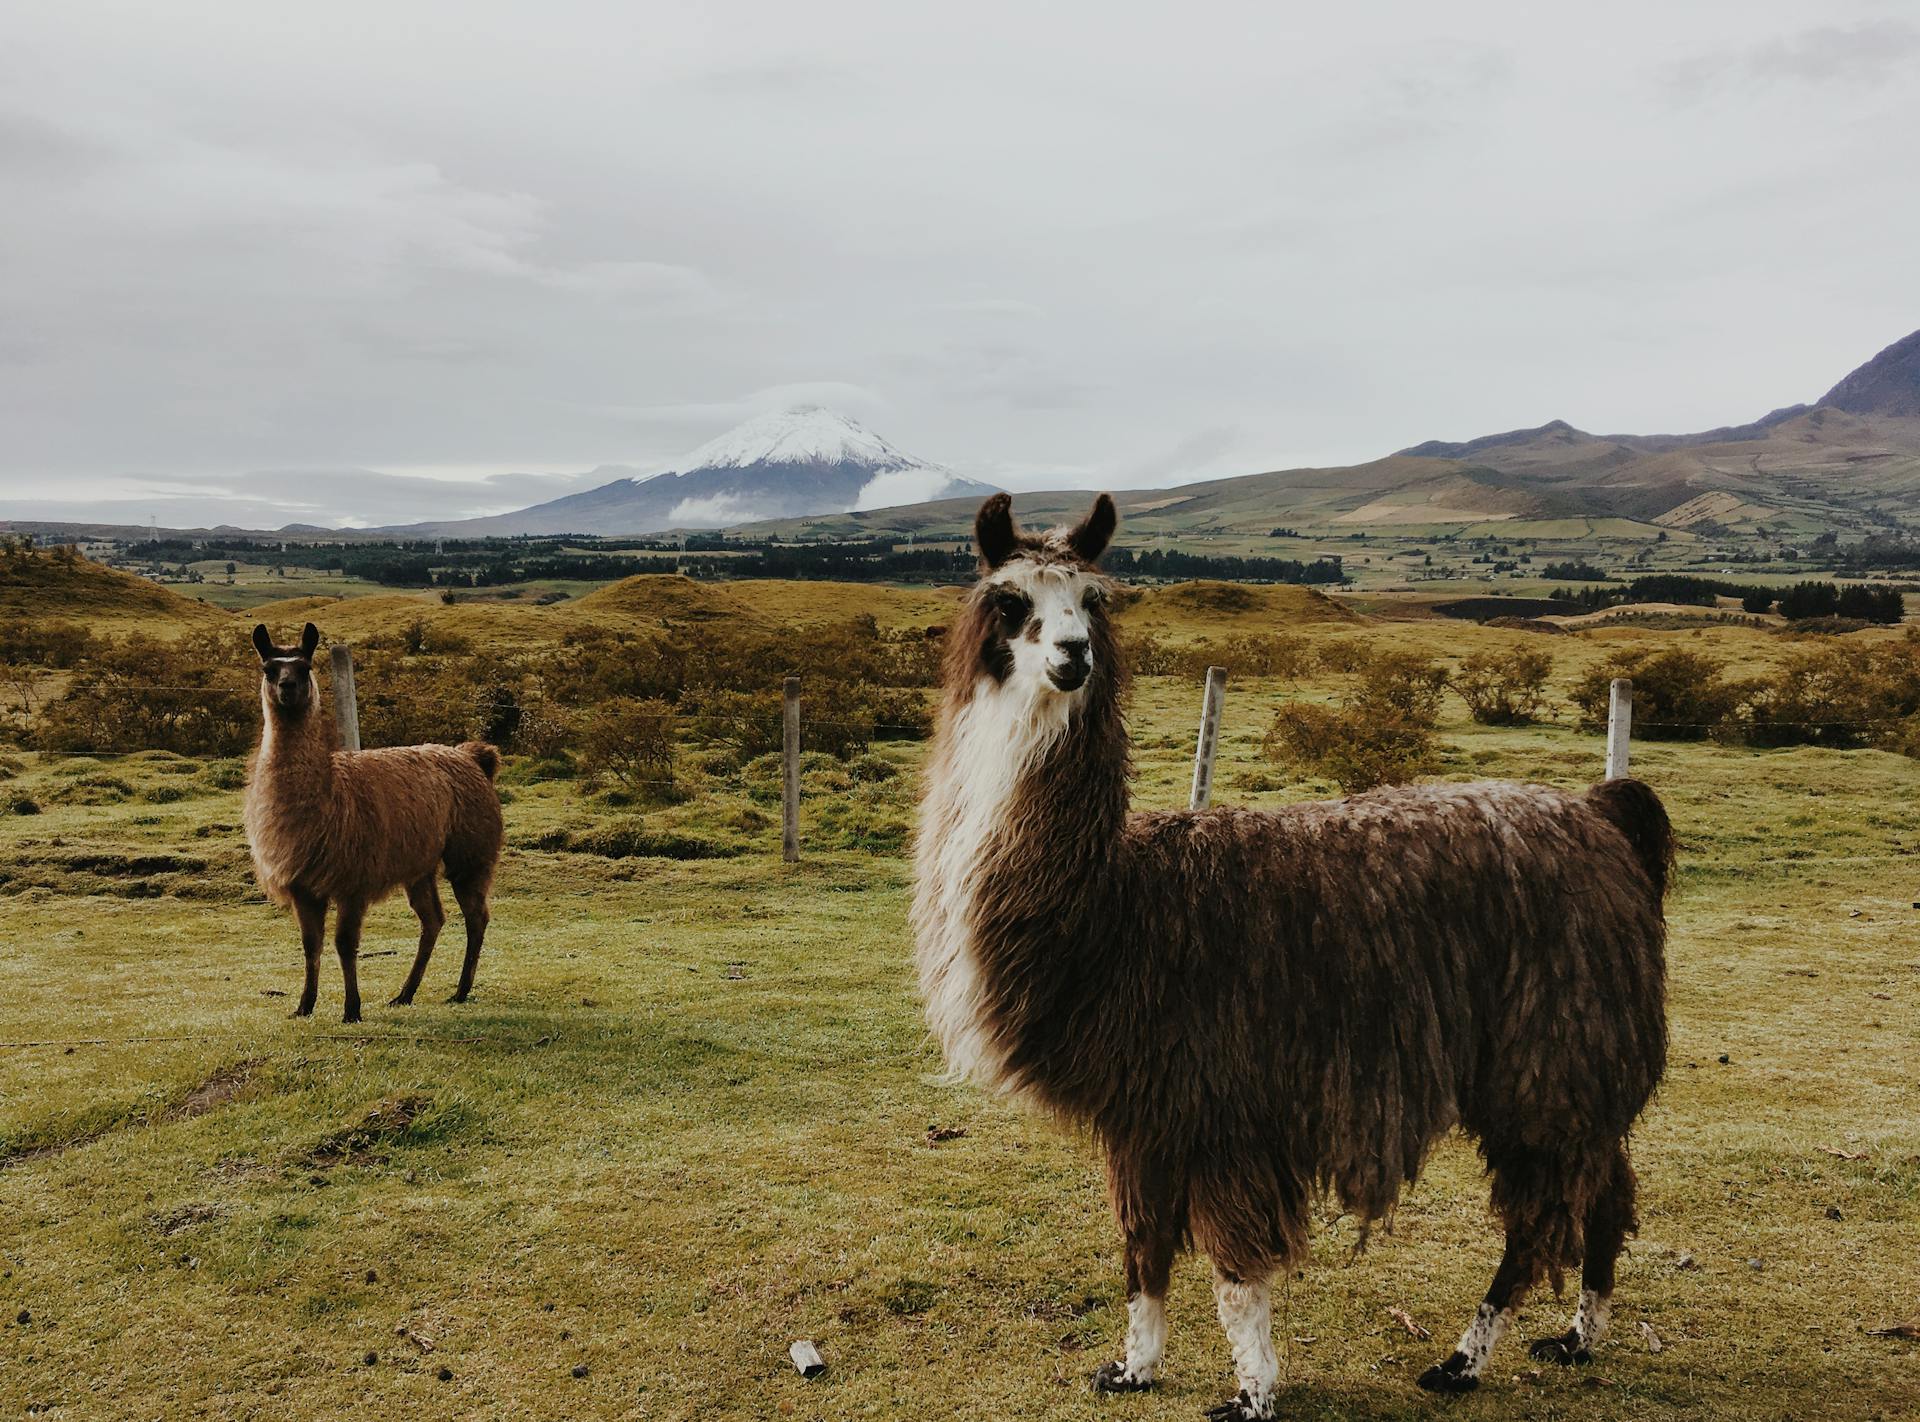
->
[975,493,1020,570]
[299,623,320,658]
[251,624,274,661]
[1067,493,1117,563]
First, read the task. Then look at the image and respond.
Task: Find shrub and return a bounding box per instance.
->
[529,820,737,860]
[35,630,254,756]
[1453,648,1554,725]
[578,697,677,795]
[1263,648,1445,792]
[1741,590,1774,615]
[1157,633,1310,681]
[1568,648,1748,740]
[1263,701,1438,793]
[354,651,485,747]
[1733,634,1920,751]
[0,619,92,668]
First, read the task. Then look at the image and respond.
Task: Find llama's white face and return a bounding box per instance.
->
[984,559,1104,698]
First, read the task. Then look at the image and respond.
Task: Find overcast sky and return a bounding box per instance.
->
[3,0,1918,527]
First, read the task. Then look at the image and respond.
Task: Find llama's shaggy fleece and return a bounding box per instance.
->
[244,622,502,1023]
[913,494,1670,1419]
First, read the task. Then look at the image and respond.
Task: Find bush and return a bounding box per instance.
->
[529,820,737,860]
[35,630,254,756]
[0,619,92,668]
[1454,647,1554,725]
[1568,648,1748,740]
[354,650,485,748]
[578,697,677,795]
[1733,634,1920,751]
[1263,648,1445,792]
[1741,590,1774,615]
[1263,702,1438,793]
[1156,633,1310,681]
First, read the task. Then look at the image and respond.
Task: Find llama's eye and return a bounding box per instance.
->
[992,591,1030,630]
[1081,584,1104,609]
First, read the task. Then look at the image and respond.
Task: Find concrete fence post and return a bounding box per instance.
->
[1605,676,1632,780]
[1190,665,1228,810]
[782,676,801,862]
[330,644,361,753]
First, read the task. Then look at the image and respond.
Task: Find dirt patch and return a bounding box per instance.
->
[149,1201,226,1236]
[0,1057,266,1169]
[302,1094,433,1170]
[177,1058,264,1118]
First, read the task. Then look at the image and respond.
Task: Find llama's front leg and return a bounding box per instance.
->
[334,898,367,1024]
[291,890,327,1018]
[1205,1269,1279,1421]
[1091,1227,1175,1393]
[1417,1230,1536,1394]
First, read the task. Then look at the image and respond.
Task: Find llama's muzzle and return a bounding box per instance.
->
[1048,640,1091,692]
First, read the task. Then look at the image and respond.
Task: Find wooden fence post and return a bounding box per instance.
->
[330,644,361,753]
[782,676,801,862]
[1605,676,1632,780]
[1189,665,1227,810]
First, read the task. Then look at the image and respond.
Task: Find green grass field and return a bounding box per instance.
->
[3,606,1919,1420]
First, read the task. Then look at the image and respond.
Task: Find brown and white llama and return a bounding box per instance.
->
[912,495,1671,1418]
[243,623,504,1023]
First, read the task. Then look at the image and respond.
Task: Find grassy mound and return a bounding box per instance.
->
[0,547,229,635]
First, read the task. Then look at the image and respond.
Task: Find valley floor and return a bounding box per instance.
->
[2,687,1918,1420]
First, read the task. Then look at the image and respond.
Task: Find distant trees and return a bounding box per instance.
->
[1776,581,1904,624]
[1542,560,1609,580]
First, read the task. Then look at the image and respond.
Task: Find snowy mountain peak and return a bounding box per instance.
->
[671,406,931,474]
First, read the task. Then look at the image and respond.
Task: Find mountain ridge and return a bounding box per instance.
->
[388,407,997,537]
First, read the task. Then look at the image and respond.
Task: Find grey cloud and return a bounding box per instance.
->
[1,1,1917,527]
[1746,19,1920,83]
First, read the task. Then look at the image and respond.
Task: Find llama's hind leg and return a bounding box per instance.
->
[1090,1225,1176,1393]
[390,875,445,1007]
[1417,1227,1539,1394]
[1532,1146,1637,1366]
[291,890,327,1018]
[447,873,491,1004]
[333,897,367,1024]
[1204,1267,1279,1421]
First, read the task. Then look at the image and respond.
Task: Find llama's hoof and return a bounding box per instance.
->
[290,1005,314,1019]
[1090,1360,1153,1393]
[1202,1391,1271,1421]
[1415,1355,1480,1394]
[341,1009,362,1025]
[1528,1333,1592,1366]
[387,995,412,1008]
[445,991,469,1004]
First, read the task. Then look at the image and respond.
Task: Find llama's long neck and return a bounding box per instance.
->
[253,690,334,797]
[244,685,336,887]
[914,669,1131,1100]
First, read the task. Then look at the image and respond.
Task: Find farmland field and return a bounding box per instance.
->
[1,574,1918,1422]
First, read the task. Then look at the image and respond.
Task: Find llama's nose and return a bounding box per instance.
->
[1056,638,1090,669]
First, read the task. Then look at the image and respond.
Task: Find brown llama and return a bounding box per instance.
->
[243,622,504,1023]
[912,494,1671,1419]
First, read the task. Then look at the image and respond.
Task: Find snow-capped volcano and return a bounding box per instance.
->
[398,407,995,536]
[672,405,922,472]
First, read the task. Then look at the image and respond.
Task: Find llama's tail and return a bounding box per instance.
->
[1586,777,1674,903]
[461,741,501,782]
